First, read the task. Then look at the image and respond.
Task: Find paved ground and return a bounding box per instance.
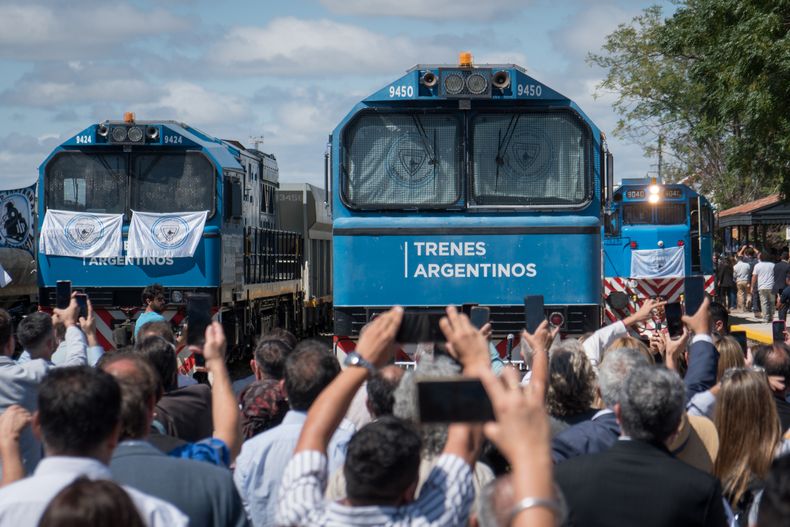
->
[729,310,774,344]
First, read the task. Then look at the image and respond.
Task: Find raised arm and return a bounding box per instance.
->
[681,296,718,400]
[295,307,403,454]
[53,293,87,367]
[202,322,242,463]
[0,405,32,487]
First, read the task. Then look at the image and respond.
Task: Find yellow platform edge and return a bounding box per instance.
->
[730,324,772,345]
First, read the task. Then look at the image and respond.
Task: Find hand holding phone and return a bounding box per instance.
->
[772,321,786,343]
[524,295,544,334]
[75,293,88,319]
[684,276,706,317]
[731,330,747,354]
[470,306,490,330]
[417,378,494,423]
[665,302,684,339]
[56,280,72,309]
[186,293,213,367]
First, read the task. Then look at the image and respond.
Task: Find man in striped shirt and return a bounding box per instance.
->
[276,306,486,527]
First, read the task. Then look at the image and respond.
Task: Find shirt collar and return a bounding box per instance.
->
[282,410,308,425]
[34,456,111,480]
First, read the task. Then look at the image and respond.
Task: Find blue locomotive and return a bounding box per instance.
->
[37,114,331,351]
[330,53,614,352]
[603,178,714,325]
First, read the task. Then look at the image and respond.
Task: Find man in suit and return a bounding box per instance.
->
[102,326,248,527]
[555,365,728,527]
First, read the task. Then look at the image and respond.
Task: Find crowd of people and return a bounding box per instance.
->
[0,282,789,527]
[715,245,790,323]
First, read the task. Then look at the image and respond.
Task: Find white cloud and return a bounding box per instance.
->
[0,3,192,59]
[0,132,64,189]
[135,82,250,127]
[210,17,453,75]
[319,0,527,20]
[550,3,636,63]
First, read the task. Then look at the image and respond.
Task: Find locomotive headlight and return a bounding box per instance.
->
[648,194,660,204]
[444,73,465,95]
[170,290,183,303]
[466,73,488,95]
[127,126,144,142]
[111,127,128,142]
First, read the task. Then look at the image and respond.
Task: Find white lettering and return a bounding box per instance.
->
[414,264,427,277]
[476,242,486,256]
[413,241,425,256]
[425,242,438,256]
[526,263,537,277]
[427,264,440,278]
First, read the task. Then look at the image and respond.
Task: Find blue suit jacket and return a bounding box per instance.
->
[684,338,718,402]
[552,411,620,464]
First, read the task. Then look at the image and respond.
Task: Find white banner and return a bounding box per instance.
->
[127,210,208,258]
[0,263,11,288]
[631,246,686,278]
[39,210,123,258]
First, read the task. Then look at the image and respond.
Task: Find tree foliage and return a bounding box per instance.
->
[589,1,790,209]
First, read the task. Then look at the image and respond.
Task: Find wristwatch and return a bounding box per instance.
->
[344,351,376,375]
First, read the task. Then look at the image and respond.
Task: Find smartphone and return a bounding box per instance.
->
[75,293,88,319]
[731,330,748,354]
[524,295,544,334]
[396,312,446,343]
[470,306,490,330]
[684,276,706,317]
[772,321,785,343]
[666,302,684,339]
[186,293,212,366]
[417,378,495,423]
[56,280,72,309]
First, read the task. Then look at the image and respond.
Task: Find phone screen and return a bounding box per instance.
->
[470,306,490,330]
[666,302,683,339]
[56,280,72,309]
[417,378,495,423]
[731,330,747,354]
[772,321,785,343]
[684,276,705,317]
[395,312,446,344]
[186,293,212,352]
[75,293,88,319]
[524,295,544,334]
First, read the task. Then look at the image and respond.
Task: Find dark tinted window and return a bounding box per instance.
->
[471,112,590,206]
[131,153,214,213]
[622,203,652,224]
[343,112,461,208]
[45,153,127,213]
[655,203,686,225]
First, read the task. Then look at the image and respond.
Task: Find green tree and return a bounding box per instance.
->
[589,1,790,209]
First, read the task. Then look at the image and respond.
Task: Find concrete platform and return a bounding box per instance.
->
[729,310,774,344]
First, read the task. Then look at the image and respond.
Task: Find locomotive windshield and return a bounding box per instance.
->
[342,112,461,208]
[131,153,214,213]
[45,153,127,213]
[623,202,687,225]
[471,112,590,206]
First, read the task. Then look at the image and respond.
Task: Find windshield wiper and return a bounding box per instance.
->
[494,114,521,191]
[410,115,437,167]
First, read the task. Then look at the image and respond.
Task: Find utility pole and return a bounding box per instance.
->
[657,134,663,181]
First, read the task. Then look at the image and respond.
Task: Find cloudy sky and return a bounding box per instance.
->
[0,0,674,190]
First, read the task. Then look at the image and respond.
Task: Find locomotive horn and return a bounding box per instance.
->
[97,124,109,137]
[421,71,438,88]
[146,126,159,140]
[492,70,511,89]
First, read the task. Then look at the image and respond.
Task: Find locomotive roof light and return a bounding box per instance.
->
[443,72,465,95]
[466,72,488,94]
[127,126,144,142]
[648,193,660,204]
[657,240,664,248]
[124,111,135,124]
[459,51,473,68]
[111,126,128,142]
[648,177,660,196]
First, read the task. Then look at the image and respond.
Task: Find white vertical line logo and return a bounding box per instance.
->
[404,241,408,278]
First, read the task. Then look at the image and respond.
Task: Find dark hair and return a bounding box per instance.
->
[708,302,729,333]
[134,336,178,392]
[0,308,12,350]
[758,453,790,526]
[265,327,297,350]
[618,365,685,444]
[39,477,145,527]
[283,340,339,411]
[366,368,403,418]
[344,416,421,503]
[753,343,790,383]
[100,352,162,440]
[253,337,292,380]
[16,312,53,350]
[38,366,121,455]
[136,320,174,343]
[141,284,164,306]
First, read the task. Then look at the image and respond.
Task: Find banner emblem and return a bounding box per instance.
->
[152,217,189,249]
[65,215,104,250]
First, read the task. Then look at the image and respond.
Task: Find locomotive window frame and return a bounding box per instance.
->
[44,151,129,215]
[340,108,464,211]
[468,108,594,210]
[129,150,216,219]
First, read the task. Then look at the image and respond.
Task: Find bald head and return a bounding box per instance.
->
[100,352,161,440]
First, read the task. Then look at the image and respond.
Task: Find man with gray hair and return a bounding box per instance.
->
[555,365,727,526]
[551,347,648,463]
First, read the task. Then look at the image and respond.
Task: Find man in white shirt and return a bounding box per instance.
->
[733,256,752,312]
[234,340,352,527]
[0,299,87,476]
[752,252,776,322]
[0,366,187,526]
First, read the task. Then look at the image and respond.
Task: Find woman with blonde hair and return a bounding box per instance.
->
[716,336,746,381]
[714,368,787,524]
